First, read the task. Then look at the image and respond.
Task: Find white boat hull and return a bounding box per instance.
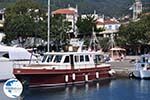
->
[0,44,38,81]
[0,58,37,81]
[133,70,140,78]
[133,70,150,79]
[0,59,14,81]
[140,70,150,79]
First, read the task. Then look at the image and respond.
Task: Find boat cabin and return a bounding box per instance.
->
[39,52,105,70]
[139,54,150,63]
[135,54,150,70]
[110,47,126,61]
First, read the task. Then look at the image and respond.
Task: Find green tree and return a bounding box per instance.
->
[4,0,47,46]
[76,15,104,47]
[116,14,150,54]
[50,14,71,51]
[76,15,103,37]
[117,14,150,46]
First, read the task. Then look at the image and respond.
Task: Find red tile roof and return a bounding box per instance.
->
[96,21,104,25]
[96,19,119,25]
[52,9,76,15]
[104,20,119,24]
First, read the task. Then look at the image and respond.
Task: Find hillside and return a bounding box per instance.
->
[0,0,149,17]
[38,0,149,17]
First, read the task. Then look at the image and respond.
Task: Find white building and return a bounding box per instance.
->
[52,6,78,36]
[133,0,142,20]
[0,8,5,42]
[0,9,5,29]
[96,18,121,37]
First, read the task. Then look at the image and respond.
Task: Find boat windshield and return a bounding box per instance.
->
[54,55,63,63]
[42,55,47,62]
[47,55,54,62]
[42,55,54,62]
[142,56,150,63]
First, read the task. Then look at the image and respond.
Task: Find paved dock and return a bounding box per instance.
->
[109,56,140,78]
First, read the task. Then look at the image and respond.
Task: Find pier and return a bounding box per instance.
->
[109,56,140,78]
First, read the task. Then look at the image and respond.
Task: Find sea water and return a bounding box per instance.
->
[1,79,150,100]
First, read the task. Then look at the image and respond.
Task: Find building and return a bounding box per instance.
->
[52,6,78,36]
[0,8,5,31]
[0,8,5,42]
[133,0,142,20]
[96,18,121,37]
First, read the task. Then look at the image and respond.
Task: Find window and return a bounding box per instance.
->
[108,25,112,30]
[3,53,9,59]
[68,22,72,26]
[64,56,69,63]
[0,14,2,20]
[115,25,119,30]
[54,55,62,63]
[42,55,47,62]
[94,55,104,64]
[80,55,84,62]
[85,55,89,62]
[47,55,54,62]
[75,55,79,62]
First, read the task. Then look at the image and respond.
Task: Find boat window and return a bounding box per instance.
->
[94,55,104,64]
[143,57,150,63]
[80,55,84,62]
[54,55,62,63]
[85,55,89,62]
[42,55,47,62]
[3,53,9,59]
[64,56,69,63]
[47,55,54,62]
[148,58,150,63]
[75,55,79,62]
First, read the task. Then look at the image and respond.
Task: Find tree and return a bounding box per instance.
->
[76,15,104,47]
[117,14,150,54]
[50,14,71,51]
[76,15,103,37]
[76,15,94,36]
[4,0,47,46]
[117,14,150,45]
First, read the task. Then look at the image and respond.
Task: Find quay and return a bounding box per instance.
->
[109,56,140,78]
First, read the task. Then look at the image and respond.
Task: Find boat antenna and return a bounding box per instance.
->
[47,0,50,52]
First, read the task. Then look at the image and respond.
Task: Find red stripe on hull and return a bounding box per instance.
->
[14,67,112,87]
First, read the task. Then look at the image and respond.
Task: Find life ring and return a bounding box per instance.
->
[129,72,135,78]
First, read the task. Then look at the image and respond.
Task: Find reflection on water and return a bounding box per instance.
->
[23,80,111,100]
[1,79,150,100]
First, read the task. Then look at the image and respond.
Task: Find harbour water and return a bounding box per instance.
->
[1,79,150,100]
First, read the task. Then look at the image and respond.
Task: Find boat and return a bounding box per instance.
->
[132,54,150,79]
[109,47,126,61]
[13,49,114,87]
[13,0,114,87]
[0,45,37,81]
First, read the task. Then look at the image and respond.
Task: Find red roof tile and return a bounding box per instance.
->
[52,9,76,15]
[104,20,119,24]
[96,21,104,25]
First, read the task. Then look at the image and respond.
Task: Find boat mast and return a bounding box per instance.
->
[47,0,50,52]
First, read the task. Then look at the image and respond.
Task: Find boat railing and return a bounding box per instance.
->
[12,59,39,68]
